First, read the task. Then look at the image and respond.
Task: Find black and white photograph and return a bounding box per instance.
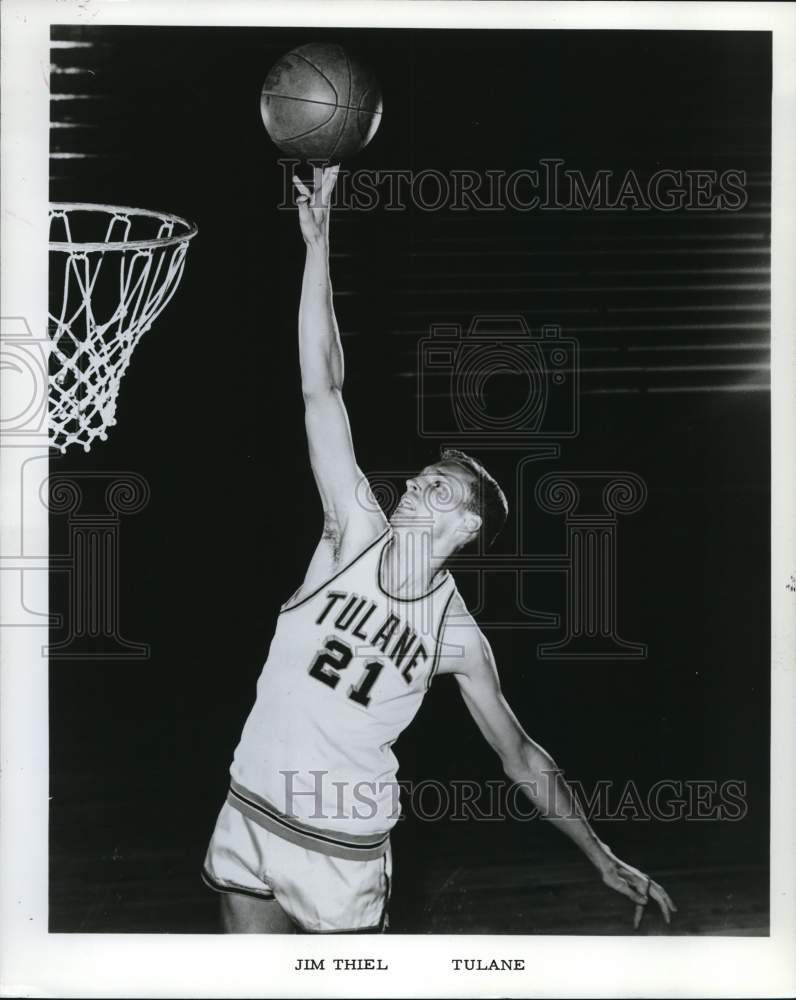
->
[1,2,794,997]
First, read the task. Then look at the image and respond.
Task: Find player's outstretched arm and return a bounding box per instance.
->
[439,616,677,929]
[292,166,386,556]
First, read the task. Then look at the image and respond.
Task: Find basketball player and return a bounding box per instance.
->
[202,165,676,934]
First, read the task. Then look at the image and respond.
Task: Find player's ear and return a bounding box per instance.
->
[461,511,482,538]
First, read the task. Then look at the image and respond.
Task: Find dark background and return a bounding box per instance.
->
[48,26,770,933]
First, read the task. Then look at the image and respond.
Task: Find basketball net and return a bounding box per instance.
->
[48,203,197,452]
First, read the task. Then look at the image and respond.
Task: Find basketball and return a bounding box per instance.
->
[260,43,382,162]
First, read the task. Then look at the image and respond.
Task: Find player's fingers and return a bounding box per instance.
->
[312,165,324,198]
[611,873,647,906]
[649,884,672,924]
[624,869,649,902]
[649,878,676,912]
[323,163,340,193]
[292,175,312,199]
[653,894,670,925]
[633,903,644,930]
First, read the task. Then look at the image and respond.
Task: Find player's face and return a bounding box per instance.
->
[392,464,475,534]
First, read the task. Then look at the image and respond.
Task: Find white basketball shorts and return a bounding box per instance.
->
[202,800,391,933]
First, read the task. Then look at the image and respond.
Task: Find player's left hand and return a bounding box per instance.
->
[598,848,677,929]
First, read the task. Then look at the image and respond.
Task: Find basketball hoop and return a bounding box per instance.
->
[48,202,198,453]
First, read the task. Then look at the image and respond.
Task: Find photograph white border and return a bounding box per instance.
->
[1,2,794,997]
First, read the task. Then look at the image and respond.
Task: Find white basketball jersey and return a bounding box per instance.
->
[228,528,458,857]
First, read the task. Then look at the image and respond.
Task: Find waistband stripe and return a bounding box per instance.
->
[227,781,390,861]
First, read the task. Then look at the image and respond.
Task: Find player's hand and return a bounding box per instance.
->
[293,165,339,246]
[598,847,677,929]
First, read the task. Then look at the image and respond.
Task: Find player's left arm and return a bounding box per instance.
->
[438,615,677,928]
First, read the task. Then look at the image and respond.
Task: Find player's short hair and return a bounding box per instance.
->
[439,447,508,549]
